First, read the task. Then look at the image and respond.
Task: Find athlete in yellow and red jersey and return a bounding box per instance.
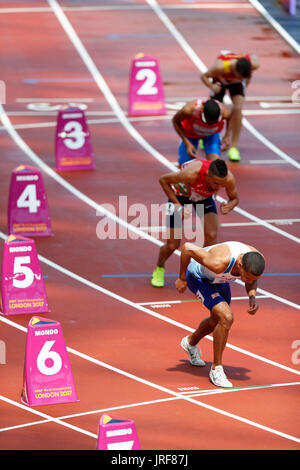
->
[201,51,259,162]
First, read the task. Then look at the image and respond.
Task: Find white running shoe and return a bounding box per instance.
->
[209,365,233,388]
[181,336,205,366]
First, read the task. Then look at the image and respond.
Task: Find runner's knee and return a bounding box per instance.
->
[205,229,217,246]
[167,238,181,252]
[219,310,234,329]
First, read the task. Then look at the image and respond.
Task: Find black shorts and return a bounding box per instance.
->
[166,195,217,229]
[211,81,246,102]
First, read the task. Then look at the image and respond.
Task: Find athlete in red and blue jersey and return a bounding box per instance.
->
[201,51,259,161]
[172,98,233,165]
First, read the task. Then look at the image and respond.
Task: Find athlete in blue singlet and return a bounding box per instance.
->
[175,241,265,388]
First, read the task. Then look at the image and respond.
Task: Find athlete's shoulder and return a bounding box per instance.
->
[207,243,231,272]
[225,170,237,185]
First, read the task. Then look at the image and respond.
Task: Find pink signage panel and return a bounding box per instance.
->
[8,165,53,237]
[55,106,96,171]
[0,235,50,315]
[128,53,166,116]
[97,414,141,450]
[21,316,78,406]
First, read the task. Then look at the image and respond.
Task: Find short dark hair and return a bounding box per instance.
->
[203,99,221,123]
[236,58,252,79]
[242,252,265,276]
[209,158,228,178]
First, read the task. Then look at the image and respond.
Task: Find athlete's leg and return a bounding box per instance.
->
[203,133,221,161]
[155,227,181,267]
[230,93,244,149]
[188,312,218,346]
[210,301,234,368]
[178,137,199,165]
[185,273,225,347]
[192,197,218,247]
[203,211,218,246]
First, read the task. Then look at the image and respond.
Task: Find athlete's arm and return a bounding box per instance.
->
[220,173,239,214]
[250,54,259,70]
[159,162,201,204]
[221,104,233,150]
[201,61,224,94]
[172,102,198,159]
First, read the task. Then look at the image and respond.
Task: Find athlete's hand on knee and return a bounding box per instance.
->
[186,142,198,159]
[175,278,187,293]
[220,201,233,214]
[183,206,192,219]
[211,82,222,95]
[221,135,230,151]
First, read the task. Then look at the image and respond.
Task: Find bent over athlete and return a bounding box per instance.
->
[201,51,259,161]
[151,159,239,287]
[175,241,265,387]
[172,98,232,164]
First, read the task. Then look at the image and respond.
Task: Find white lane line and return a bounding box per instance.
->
[249,160,288,165]
[242,117,300,169]
[16,98,95,103]
[247,0,300,56]
[221,219,300,226]
[0,395,98,439]
[168,96,294,102]
[146,0,300,170]
[260,102,300,109]
[43,0,300,244]
[139,219,300,231]
[138,295,270,305]
[1,381,299,435]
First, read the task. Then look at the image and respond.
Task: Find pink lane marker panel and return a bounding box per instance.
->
[0,235,50,316]
[21,316,78,407]
[8,165,53,237]
[55,106,96,171]
[97,414,141,450]
[128,53,166,116]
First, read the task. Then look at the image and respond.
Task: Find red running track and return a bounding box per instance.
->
[0,0,299,451]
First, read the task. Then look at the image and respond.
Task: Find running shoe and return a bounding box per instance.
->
[209,365,232,388]
[228,147,241,161]
[151,266,165,287]
[181,336,205,366]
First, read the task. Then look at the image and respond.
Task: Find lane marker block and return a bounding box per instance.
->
[0,235,50,316]
[55,106,96,171]
[8,165,53,237]
[97,414,141,450]
[128,52,166,116]
[21,316,78,407]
